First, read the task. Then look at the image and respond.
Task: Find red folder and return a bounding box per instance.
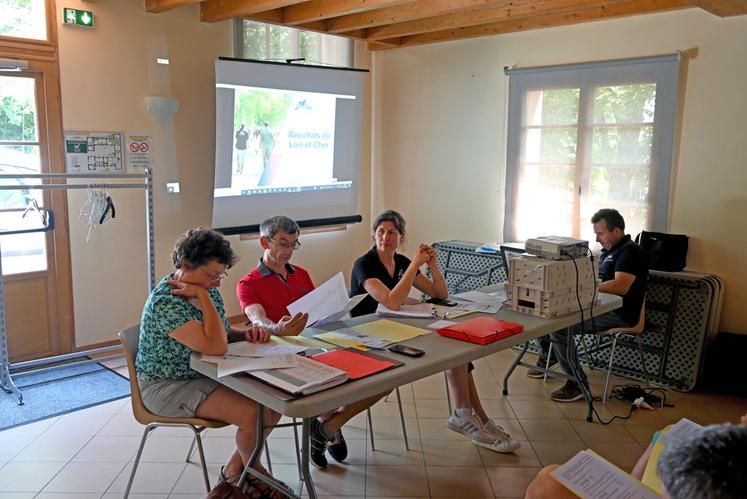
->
[437,316,524,345]
[312,349,396,380]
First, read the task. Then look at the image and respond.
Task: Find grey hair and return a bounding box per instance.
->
[259,215,300,239]
[372,209,406,235]
[657,423,747,499]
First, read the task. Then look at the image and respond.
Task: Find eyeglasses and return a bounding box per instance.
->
[269,237,301,250]
[375,228,400,237]
[202,268,228,281]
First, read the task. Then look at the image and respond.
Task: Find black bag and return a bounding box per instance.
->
[635,231,688,272]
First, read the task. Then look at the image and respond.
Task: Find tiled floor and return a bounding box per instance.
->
[1,349,746,498]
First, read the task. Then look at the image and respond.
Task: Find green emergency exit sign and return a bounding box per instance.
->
[63,8,94,28]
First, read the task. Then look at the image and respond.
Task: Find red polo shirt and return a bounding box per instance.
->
[236,259,315,322]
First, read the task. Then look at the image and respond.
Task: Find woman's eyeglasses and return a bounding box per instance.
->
[202,268,228,280]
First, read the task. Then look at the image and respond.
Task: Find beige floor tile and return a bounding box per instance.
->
[412,381,451,400]
[414,398,451,418]
[556,401,613,420]
[472,369,499,385]
[371,417,420,441]
[43,411,115,436]
[266,436,306,465]
[36,493,102,499]
[530,441,586,466]
[168,494,212,499]
[97,413,148,437]
[82,398,129,414]
[570,420,638,443]
[200,436,238,464]
[139,436,196,462]
[366,438,424,466]
[107,461,188,494]
[481,399,517,420]
[72,435,140,462]
[478,441,541,467]
[621,422,664,446]
[169,461,221,495]
[42,461,127,493]
[485,466,542,498]
[519,419,581,442]
[418,418,464,440]
[501,381,557,401]
[473,382,503,399]
[0,433,35,460]
[421,439,482,466]
[703,402,747,423]
[0,494,35,499]
[369,396,417,418]
[13,434,92,462]
[366,465,429,497]
[427,465,495,497]
[589,441,644,468]
[0,417,59,437]
[302,464,366,496]
[0,461,67,492]
[509,400,564,419]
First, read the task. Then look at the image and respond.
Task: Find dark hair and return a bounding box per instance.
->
[591,208,625,232]
[372,209,406,235]
[259,215,300,239]
[171,227,237,269]
[658,423,747,499]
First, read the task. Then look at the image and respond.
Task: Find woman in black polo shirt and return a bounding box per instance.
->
[350,210,520,453]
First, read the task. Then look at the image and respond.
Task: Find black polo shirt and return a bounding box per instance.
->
[349,246,419,317]
[599,234,648,325]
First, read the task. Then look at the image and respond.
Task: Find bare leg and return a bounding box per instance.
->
[445,364,472,411]
[466,372,490,423]
[318,391,389,433]
[196,386,278,477]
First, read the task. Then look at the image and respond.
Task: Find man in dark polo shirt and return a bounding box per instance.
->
[236,215,387,469]
[547,208,648,402]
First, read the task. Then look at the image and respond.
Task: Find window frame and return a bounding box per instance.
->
[504,54,681,241]
[0,0,56,60]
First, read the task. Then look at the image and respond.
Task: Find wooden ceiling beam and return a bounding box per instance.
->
[281,0,412,25]
[365,0,612,40]
[323,0,511,33]
[688,0,747,16]
[201,0,308,23]
[145,0,201,13]
[372,0,691,49]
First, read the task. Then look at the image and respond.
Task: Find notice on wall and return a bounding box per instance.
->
[65,131,124,173]
[126,135,152,171]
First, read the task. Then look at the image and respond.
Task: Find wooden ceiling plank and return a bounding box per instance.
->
[688,0,747,16]
[201,0,308,23]
[324,0,514,33]
[145,0,201,13]
[282,0,412,25]
[365,0,612,40]
[373,0,691,49]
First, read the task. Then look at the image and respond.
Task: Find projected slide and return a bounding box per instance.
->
[219,87,349,196]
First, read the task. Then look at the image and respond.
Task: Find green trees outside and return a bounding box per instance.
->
[233,89,292,131]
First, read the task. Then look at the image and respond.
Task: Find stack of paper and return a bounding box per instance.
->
[226,340,306,357]
[201,353,299,378]
[251,355,348,395]
[314,319,431,350]
[376,302,435,318]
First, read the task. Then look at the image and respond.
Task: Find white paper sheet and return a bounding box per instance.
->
[226,340,305,357]
[376,302,435,318]
[286,272,349,326]
[552,450,659,499]
[427,320,457,329]
[454,289,506,304]
[658,417,703,446]
[315,293,368,326]
[201,353,299,377]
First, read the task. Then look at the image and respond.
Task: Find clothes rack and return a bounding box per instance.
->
[0,169,154,404]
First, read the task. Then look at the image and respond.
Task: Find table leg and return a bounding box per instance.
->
[301,417,319,499]
[502,341,529,395]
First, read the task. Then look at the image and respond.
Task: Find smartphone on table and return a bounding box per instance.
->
[388,344,425,357]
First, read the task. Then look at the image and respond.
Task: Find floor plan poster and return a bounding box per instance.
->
[64,132,124,172]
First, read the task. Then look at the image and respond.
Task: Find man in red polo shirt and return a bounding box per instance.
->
[237,215,387,470]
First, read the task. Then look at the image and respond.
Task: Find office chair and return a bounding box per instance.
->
[119,325,228,498]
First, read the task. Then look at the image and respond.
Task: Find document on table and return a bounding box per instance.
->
[201,353,299,378]
[450,300,502,314]
[315,293,367,326]
[314,327,393,350]
[226,340,306,357]
[353,319,431,342]
[454,289,506,304]
[551,450,659,499]
[251,355,348,395]
[272,334,330,351]
[376,302,435,318]
[427,319,457,329]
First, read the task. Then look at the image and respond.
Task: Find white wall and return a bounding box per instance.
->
[372,9,747,333]
[57,0,373,346]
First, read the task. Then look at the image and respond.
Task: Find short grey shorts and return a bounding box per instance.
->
[138,376,221,418]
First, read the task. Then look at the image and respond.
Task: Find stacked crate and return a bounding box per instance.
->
[505,254,599,318]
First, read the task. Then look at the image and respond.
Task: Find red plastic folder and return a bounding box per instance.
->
[437,316,524,345]
[312,349,396,380]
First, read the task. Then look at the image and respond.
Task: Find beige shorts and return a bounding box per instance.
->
[138,376,221,418]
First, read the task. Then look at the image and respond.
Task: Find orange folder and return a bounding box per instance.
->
[312,349,396,380]
[437,316,523,345]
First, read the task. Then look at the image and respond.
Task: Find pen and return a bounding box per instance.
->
[358,344,386,351]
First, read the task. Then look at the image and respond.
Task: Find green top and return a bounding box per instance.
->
[136,274,230,381]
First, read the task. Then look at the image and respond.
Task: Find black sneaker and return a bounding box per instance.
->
[309,419,328,469]
[527,356,558,378]
[326,428,348,463]
[551,381,585,402]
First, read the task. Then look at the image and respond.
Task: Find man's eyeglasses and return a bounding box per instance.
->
[270,238,301,250]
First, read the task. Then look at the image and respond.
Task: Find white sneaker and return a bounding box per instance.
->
[447,413,489,440]
[474,420,521,453]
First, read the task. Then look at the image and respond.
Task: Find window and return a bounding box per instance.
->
[504,55,680,246]
[238,20,353,68]
[0,0,48,41]
[0,74,47,274]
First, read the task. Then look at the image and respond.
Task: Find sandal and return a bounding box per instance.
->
[246,474,293,499]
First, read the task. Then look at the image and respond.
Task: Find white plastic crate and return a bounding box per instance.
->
[505,284,599,318]
[508,255,597,291]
